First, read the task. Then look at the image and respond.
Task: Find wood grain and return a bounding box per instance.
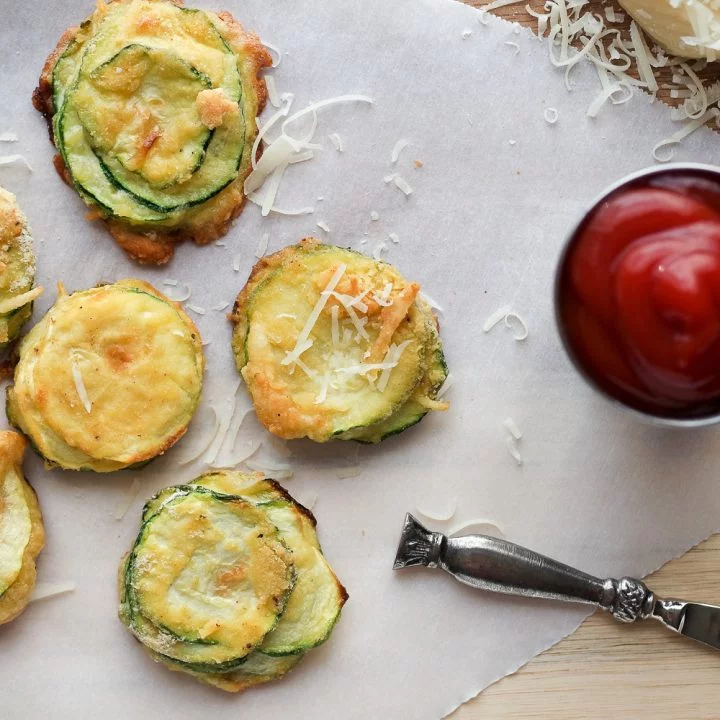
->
[448,2,720,716]
[453,534,720,718]
[462,0,720,110]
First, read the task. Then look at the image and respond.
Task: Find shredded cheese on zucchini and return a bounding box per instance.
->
[70,354,92,414]
[0,286,43,315]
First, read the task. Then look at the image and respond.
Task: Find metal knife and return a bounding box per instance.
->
[393,513,720,650]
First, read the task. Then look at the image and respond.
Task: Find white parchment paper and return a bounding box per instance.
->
[2,0,720,717]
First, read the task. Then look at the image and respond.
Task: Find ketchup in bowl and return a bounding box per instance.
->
[557,165,720,421]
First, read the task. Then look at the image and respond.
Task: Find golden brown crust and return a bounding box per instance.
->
[107,224,176,265]
[32,26,78,120]
[33,0,272,264]
[214,10,270,111]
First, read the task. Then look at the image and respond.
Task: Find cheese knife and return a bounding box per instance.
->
[393,513,720,650]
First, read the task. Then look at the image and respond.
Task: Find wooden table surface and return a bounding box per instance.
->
[454,534,720,719]
[451,0,720,717]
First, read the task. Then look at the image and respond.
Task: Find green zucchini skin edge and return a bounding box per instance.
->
[50,1,251,226]
[126,476,346,670]
[124,486,296,673]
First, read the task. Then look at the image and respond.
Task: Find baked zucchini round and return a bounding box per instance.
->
[0,432,45,625]
[6,279,204,472]
[119,470,347,692]
[33,0,271,264]
[0,188,42,352]
[230,239,449,442]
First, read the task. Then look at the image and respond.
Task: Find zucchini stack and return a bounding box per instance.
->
[231,240,449,443]
[0,188,42,351]
[119,471,347,692]
[6,279,204,472]
[0,432,45,625]
[34,0,271,264]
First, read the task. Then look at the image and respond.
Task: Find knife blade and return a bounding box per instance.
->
[665,601,720,650]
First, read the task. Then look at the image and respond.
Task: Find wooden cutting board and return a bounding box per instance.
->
[454,2,720,716]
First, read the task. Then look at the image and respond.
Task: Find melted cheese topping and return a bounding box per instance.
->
[196,88,239,129]
[9,280,204,469]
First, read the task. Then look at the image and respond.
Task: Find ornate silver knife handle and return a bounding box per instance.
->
[393,514,695,635]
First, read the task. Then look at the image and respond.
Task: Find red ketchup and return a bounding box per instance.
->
[558,169,720,419]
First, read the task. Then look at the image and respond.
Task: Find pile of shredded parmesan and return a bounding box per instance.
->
[482,0,720,158]
[282,264,416,400]
[243,80,374,215]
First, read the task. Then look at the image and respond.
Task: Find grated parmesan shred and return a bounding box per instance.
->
[30,582,76,602]
[330,305,340,346]
[543,107,559,124]
[504,312,529,341]
[70,355,92,414]
[372,241,387,260]
[506,436,523,466]
[283,264,346,368]
[391,138,410,164]
[255,233,269,258]
[415,497,458,522]
[245,457,294,480]
[653,108,720,161]
[377,340,412,392]
[176,407,219,465]
[297,491,318,510]
[328,132,344,152]
[629,21,658,93]
[262,40,282,68]
[162,282,191,303]
[0,155,32,170]
[436,373,455,400]
[0,286,43,315]
[314,370,331,404]
[205,391,240,466]
[392,175,413,196]
[503,417,523,440]
[245,94,372,215]
[265,74,280,108]
[448,519,505,538]
[483,0,720,156]
[317,220,331,233]
[0,132,17,142]
[483,305,511,333]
